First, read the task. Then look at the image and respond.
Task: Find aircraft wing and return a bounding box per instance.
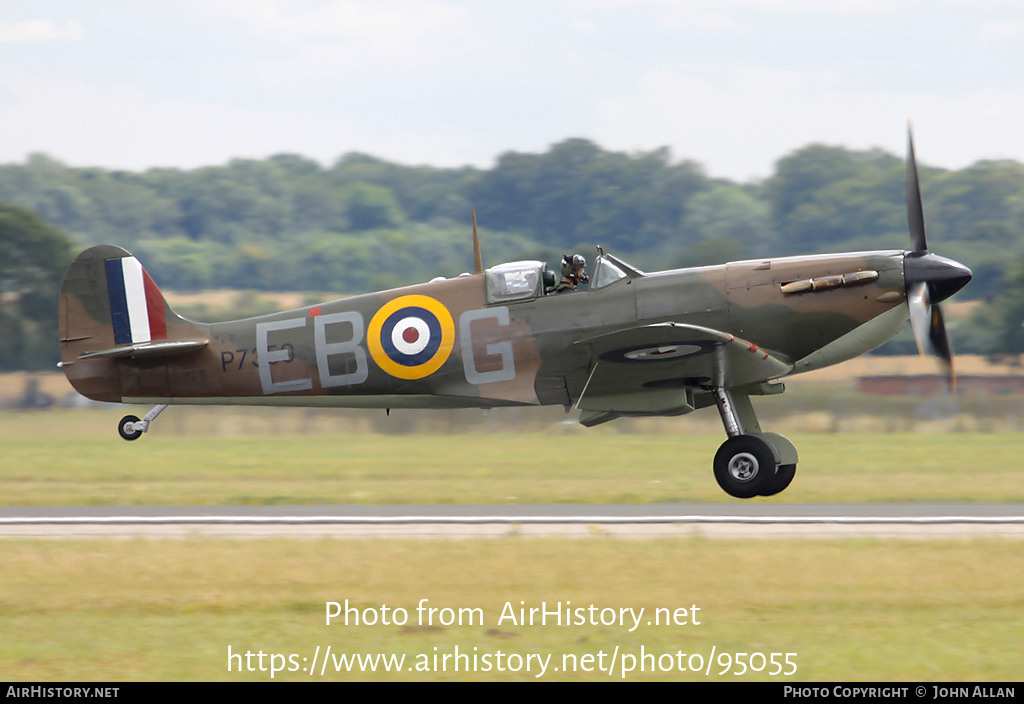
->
[573,322,792,414]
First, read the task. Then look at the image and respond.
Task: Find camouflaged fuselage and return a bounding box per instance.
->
[60,245,907,411]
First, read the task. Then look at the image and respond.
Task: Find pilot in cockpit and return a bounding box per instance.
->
[551,254,589,293]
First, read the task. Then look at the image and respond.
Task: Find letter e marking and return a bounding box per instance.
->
[256,318,312,395]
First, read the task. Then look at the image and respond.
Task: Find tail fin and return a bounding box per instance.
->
[60,245,207,400]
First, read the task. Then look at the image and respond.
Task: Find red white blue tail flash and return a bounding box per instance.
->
[104,257,167,345]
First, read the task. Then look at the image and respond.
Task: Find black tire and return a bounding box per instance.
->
[760,463,797,497]
[713,435,777,499]
[118,415,143,441]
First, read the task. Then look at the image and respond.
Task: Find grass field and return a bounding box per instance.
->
[1,408,1023,505]
[2,403,1022,682]
[1,538,1020,681]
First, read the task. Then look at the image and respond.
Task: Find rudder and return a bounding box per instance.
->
[103,252,169,345]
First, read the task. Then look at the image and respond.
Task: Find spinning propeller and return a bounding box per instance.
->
[903,125,972,391]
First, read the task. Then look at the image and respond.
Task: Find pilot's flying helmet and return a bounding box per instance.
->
[561,254,588,282]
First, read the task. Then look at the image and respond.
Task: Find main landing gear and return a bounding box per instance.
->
[118,404,167,441]
[712,388,798,499]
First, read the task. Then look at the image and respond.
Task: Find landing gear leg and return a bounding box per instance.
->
[711,389,798,498]
[118,404,168,441]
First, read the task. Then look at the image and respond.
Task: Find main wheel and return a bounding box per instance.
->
[760,463,796,497]
[713,435,777,499]
[118,415,142,441]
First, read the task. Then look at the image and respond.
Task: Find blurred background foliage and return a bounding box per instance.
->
[2,138,1024,370]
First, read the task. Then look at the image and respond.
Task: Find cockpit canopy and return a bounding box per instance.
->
[483,252,643,304]
[485,261,546,303]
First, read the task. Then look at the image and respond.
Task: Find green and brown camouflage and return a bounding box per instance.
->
[56,130,973,498]
[59,243,937,415]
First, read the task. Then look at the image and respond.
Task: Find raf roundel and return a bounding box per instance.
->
[367,295,455,380]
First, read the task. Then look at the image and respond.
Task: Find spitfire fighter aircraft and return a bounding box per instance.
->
[58,131,971,498]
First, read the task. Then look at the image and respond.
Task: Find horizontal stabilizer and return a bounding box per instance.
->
[77,339,208,361]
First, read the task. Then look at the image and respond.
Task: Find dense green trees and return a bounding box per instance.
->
[961,256,1024,359]
[2,138,1024,369]
[3,141,1021,298]
[0,202,74,370]
[470,139,708,254]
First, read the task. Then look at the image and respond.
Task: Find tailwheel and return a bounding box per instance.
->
[116,404,167,441]
[713,434,777,499]
[118,415,143,441]
[760,463,796,497]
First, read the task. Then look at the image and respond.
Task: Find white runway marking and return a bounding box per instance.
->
[2,511,1024,539]
[2,514,1024,524]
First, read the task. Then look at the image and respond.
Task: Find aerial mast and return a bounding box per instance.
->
[472,208,483,274]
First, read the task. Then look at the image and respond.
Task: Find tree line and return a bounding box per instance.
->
[2,138,1024,370]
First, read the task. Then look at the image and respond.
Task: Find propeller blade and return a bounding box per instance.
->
[907,281,957,392]
[904,127,961,393]
[929,303,956,393]
[907,281,932,357]
[906,124,928,254]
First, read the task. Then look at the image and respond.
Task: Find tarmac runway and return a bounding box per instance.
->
[1,504,1023,539]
